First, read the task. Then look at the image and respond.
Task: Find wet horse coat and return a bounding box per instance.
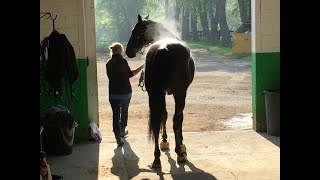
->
[126,15,195,168]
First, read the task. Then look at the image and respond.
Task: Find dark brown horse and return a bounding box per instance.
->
[126,15,195,168]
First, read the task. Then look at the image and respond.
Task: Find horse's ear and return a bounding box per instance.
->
[138,14,142,22]
[145,15,149,20]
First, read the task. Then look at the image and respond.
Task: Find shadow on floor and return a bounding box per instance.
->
[111,139,154,179]
[258,132,280,148]
[111,140,217,179]
[147,149,217,180]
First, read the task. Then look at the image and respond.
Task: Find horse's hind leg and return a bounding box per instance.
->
[152,131,161,168]
[160,98,169,150]
[173,93,187,163]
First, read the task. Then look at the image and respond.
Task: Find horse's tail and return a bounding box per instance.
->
[147,48,168,142]
[148,95,165,142]
[147,82,166,142]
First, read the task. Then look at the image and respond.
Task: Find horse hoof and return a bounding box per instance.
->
[177,155,187,163]
[180,144,187,157]
[151,162,162,168]
[180,144,186,153]
[160,141,169,150]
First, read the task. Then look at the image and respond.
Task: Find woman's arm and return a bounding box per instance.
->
[131,64,144,77]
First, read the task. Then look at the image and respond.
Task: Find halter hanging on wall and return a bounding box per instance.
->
[40,12,58,30]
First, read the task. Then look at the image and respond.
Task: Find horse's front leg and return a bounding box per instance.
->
[160,97,169,150]
[160,118,169,150]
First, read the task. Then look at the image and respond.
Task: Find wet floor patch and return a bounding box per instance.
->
[222,113,253,130]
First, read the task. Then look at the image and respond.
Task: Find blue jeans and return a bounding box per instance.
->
[109,97,131,134]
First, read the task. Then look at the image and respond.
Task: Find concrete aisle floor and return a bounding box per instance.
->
[47,130,280,180]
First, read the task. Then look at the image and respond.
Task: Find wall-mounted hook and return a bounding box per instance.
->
[40,12,51,19]
[40,12,57,31]
[51,15,57,30]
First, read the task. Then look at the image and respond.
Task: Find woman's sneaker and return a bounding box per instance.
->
[116,136,124,146]
[120,128,128,137]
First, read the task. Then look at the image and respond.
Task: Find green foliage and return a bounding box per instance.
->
[94,0,119,43]
[95,0,165,50]
[94,0,245,52]
[226,0,241,31]
[141,0,164,20]
[244,0,251,16]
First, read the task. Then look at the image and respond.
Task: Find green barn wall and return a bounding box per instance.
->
[252,52,280,132]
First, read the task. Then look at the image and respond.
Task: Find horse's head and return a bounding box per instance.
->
[126,14,155,58]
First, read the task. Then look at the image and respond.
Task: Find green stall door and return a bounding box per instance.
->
[40,59,89,140]
[252,52,280,132]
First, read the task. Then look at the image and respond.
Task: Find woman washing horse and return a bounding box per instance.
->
[106,42,144,146]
